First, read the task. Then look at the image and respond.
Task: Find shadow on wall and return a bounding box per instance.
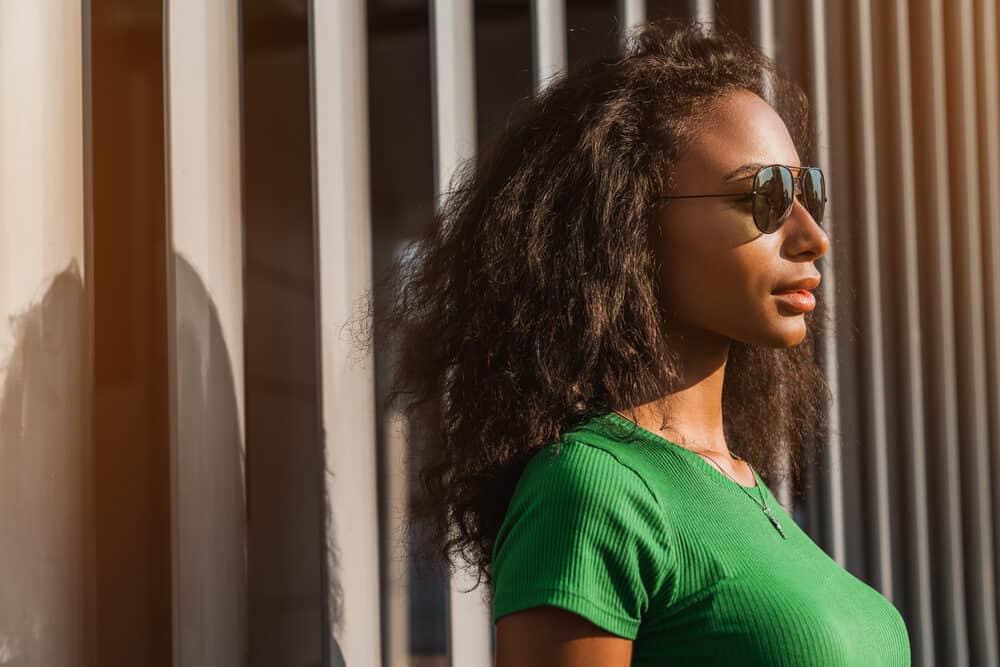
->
[171,252,248,666]
[0,253,346,664]
[324,482,346,667]
[0,260,90,665]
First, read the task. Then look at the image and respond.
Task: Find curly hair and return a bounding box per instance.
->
[366,16,833,596]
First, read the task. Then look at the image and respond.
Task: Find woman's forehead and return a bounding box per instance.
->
[678,91,800,182]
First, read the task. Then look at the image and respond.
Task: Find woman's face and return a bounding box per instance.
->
[654,89,830,348]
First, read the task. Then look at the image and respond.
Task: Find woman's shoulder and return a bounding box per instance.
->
[525,432,639,471]
[518,413,660,486]
[509,434,663,525]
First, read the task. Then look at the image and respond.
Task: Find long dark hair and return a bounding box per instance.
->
[365,17,832,593]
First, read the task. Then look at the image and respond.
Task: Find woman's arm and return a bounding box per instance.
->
[495,606,634,666]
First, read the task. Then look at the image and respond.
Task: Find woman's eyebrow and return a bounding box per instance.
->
[722,162,803,182]
[722,163,764,182]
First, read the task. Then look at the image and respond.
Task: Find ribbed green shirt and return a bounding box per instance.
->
[492,411,911,665]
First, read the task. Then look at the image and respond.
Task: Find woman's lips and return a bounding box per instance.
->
[773,289,816,312]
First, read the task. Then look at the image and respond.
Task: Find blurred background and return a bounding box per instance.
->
[0,0,999,666]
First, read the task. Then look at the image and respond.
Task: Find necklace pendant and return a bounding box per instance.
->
[763,507,787,539]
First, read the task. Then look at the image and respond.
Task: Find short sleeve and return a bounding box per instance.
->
[491,439,673,639]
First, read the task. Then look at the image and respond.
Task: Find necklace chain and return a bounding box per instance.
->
[610,409,787,539]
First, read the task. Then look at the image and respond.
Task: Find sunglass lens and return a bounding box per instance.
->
[803,168,826,224]
[753,166,794,233]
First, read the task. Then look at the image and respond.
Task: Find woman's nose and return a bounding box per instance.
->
[784,198,830,259]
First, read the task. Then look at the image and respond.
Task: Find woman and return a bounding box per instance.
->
[371,17,911,666]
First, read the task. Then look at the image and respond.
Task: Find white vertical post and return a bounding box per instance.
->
[383,407,413,665]
[429,2,493,666]
[309,0,382,665]
[431,0,479,204]
[0,1,92,665]
[164,1,248,665]
[753,0,774,107]
[616,0,645,52]
[532,0,567,93]
[754,0,775,58]
[689,0,715,26]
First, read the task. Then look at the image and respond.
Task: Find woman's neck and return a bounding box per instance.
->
[615,328,732,457]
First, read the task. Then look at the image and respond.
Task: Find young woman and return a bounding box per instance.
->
[372,17,911,666]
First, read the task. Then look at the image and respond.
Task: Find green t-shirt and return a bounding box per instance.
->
[491,411,911,665]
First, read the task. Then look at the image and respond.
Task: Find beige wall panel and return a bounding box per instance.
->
[0,2,92,665]
[165,1,248,664]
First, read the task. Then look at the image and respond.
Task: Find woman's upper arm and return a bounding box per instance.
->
[495,605,634,667]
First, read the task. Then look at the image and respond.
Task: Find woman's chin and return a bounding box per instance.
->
[748,318,807,348]
[774,319,808,347]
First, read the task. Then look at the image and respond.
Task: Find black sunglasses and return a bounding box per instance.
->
[660,164,827,234]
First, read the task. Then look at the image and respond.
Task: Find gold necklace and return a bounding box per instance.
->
[610,409,787,539]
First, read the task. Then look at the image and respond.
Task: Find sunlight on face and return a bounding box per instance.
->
[654,89,830,348]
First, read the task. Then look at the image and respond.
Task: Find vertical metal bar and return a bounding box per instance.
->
[164,1,248,664]
[942,0,1000,662]
[688,0,715,26]
[880,0,937,660]
[0,2,91,663]
[616,0,645,53]
[308,0,383,664]
[910,0,970,661]
[973,0,1000,654]
[428,2,492,666]
[804,0,847,567]
[531,0,566,93]
[81,0,99,662]
[844,0,894,601]
[383,407,413,665]
[430,0,478,207]
[754,0,775,58]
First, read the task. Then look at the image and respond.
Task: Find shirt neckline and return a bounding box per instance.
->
[598,411,763,492]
